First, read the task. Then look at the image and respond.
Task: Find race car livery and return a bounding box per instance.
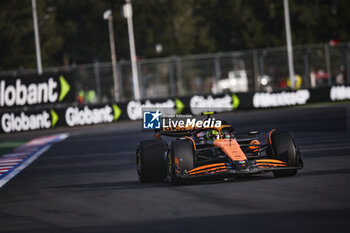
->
[136,113,303,185]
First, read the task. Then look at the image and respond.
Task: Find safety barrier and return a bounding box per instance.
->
[1,75,349,134]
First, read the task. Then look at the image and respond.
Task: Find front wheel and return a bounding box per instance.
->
[269,131,301,177]
[136,140,167,182]
[169,140,195,185]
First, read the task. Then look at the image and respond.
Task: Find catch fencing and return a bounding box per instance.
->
[1,42,350,104]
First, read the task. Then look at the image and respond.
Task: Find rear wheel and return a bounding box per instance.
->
[270,131,301,177]
[169,140,195,185]
[136,140,167,182]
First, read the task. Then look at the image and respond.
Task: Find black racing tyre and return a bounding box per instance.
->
[169,140,195,185]
[136,140,167,182]
[270,131,300,177]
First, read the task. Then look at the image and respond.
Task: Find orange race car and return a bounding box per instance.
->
[136,113,303,185]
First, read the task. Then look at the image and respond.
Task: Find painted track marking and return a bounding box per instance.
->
[0,133,69,188]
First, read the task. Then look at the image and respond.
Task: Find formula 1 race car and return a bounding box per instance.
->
[136,113,303,185]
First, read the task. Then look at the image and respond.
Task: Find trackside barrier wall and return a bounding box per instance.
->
[1,83,350,134]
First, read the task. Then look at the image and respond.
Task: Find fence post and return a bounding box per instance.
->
[168,57,176,97]
[303,48,311,88]
[214,53,221,83]
[258,50,266,77]
[253,50,259,91]
[325,44,332,85]
[93,61,102,102]
[137,62,143,99]
[117,61,123,101]
[176,57,183,96]
[346,43,350,85]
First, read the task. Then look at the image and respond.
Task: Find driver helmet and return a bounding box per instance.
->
[206,129,220,141]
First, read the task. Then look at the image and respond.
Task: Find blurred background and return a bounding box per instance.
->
[1,0,349,102]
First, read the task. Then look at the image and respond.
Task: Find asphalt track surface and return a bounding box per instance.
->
[0,105,349,233]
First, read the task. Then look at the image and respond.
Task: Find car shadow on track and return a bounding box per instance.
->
[49,174,283,191]
[49,180,169,191]
[185,174,278,186]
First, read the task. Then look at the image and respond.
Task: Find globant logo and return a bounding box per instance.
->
[0,75,70,107]
[190,94,239,115]
[127,99,177,120]
[65,105,114,127]
[253,90,310,108]
[1,111,52,133]
[330,86,350,101]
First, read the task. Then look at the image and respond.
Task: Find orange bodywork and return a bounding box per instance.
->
[249,140,261,152]
[268,129,276,144]
[256,159,287,168]
[213,139,247,161]
[184,145,289,176]
[187,163,227,176]
[185,136,196,150]
[174,157,180,174]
